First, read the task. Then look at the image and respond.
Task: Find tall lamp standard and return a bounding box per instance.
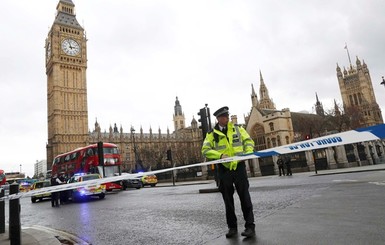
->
[19,164,22,173]
[130,126,138,172]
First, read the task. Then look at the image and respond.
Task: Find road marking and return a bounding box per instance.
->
[332,179,358,182]
[368,181,385,186]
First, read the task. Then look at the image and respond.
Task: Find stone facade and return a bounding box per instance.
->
[89,98,203,173]
[337,56,383,127]
[46,0,89,168]
[245,66,384,177]
[246,71,294,151]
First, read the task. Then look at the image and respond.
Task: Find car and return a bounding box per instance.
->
[116,173,142,190]
[122,177,143,190]
[67,173,106,202]
[141,174,158,187]
[30,180,51,203]
[19,182,32,192]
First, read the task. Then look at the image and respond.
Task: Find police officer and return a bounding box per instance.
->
[59,173,68,204]
[50,174,62,207]
[201,106,256,238]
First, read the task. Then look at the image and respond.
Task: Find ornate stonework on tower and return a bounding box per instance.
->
[246,72,294,151]
[258,71,276,110]
[315,92,325,116]
[46,0,89,168]
[336,55,383,128]
[173,96,185,131]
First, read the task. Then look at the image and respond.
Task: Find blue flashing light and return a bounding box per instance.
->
[74,173,86,176]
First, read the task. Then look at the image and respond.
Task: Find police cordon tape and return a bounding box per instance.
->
[2,123,385,201]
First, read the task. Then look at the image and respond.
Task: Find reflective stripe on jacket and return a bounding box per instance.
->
[201,122,254,169]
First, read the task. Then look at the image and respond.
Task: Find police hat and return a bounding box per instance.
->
[213,106,229,117]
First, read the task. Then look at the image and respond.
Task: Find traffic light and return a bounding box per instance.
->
[198,108,209,137]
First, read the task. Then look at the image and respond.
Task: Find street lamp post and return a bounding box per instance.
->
[19,164,22,173]
[131,126,138,172]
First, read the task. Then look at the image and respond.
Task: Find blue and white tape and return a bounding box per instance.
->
[2,123,385,200]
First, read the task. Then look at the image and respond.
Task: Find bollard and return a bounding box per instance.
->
[9,183,21,245]
[0,188,4,233]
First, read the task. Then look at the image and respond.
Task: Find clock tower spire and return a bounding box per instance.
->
[46,0,89,169]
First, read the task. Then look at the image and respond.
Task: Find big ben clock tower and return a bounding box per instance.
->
[46,0,89,168]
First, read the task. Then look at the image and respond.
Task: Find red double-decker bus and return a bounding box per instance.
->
[51,143,123,191]
[0,170,6,186]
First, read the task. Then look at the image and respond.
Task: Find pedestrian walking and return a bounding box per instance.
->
[50,174,63,207]
[285,156,292,176]
[201,106,256,238]
[276,156,285,176]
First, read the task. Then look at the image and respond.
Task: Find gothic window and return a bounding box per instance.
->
[277,135,281,146]
[353,94,358,105]
[267,138,271,148]
[269,122,274,131]
[285,136,290,144]
[349,95,353,106]
[271,138,277,147]
[250,123,266,151]
[358,93,362,104]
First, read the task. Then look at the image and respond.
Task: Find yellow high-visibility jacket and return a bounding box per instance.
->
[201,122,255,169]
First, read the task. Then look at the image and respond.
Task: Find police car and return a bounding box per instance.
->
[141,174,158,187]
[67,173,106,201]
[30,180,51,203]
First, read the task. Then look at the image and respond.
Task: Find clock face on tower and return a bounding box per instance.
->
[61,38,80,56]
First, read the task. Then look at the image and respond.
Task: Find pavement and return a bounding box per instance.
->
[0,163,384,245]
[0,225,90,245]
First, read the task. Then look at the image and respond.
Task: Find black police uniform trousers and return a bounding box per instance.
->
[218,162,255,230]
[51,191,60,207]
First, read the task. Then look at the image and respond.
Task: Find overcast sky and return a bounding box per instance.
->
[1,0,385,177]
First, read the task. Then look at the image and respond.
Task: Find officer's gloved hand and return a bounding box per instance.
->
[221,154,229,159]
[229,162,237,170]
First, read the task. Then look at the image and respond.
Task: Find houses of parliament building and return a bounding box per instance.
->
[45,0,384,178]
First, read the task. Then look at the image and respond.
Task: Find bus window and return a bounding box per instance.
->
[64,154,71,162]
[71,152,78,160]
[86,148,94,156]
[103,147,119,154]
[54,157,61,165]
